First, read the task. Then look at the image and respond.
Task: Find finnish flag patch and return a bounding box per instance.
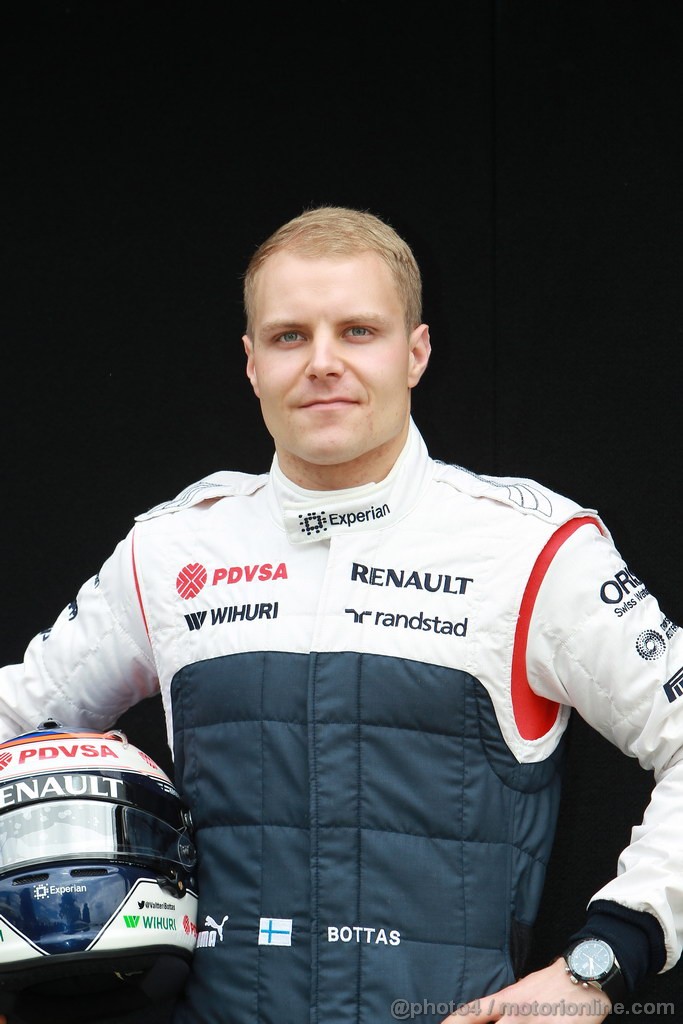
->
[258,917,293,946]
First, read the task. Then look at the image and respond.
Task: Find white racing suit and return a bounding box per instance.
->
[0,420,681,1022]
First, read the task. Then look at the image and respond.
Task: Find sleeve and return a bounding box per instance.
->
[0,526,159,741]
[526,520,683,979]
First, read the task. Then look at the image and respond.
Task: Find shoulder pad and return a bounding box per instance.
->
[135,471,269,522]
[433,461,597,525]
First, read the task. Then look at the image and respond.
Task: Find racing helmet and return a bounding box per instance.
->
[0,724,197,1007]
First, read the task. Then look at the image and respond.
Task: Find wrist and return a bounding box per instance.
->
[576,900,667,993]
[562,937,626,1004]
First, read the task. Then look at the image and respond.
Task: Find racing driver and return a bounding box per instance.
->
[0,206,682,1024]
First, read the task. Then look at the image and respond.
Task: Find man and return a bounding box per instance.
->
[0,206,681,1024]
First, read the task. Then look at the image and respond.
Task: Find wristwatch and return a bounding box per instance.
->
[563,938,626,1003]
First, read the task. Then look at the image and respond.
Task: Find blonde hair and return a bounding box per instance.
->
[243,206,423,334]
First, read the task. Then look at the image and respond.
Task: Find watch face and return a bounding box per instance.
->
[568,939,614,982]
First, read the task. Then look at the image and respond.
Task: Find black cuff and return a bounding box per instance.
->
[569,899,667,994]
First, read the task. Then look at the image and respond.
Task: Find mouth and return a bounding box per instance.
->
[299,398,357,410]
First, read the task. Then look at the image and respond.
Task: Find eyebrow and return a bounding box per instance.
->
[341,312,393,328]
[258,312,393,335]
[258,320,303,335]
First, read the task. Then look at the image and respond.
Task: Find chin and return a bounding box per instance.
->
[293,430,363,462]
[299,445,362,468]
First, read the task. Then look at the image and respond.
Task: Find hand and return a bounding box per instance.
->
[439,957,612,1023]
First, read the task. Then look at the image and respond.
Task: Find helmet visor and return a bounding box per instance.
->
[0,800,196,874]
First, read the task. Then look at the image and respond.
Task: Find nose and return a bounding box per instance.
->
[305,332,345,379]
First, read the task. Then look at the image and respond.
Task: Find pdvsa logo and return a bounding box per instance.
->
[176,564,208,599]
[175,562,288,599]
[137,749,160,771]
[0,752,12,772]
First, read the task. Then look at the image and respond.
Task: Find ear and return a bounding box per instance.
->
[407,324,431,388]
[243,335,260,397]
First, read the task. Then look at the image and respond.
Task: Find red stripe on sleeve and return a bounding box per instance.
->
[131,528,150,639]
[511,516,604,740]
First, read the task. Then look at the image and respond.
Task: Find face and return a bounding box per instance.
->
[243,250,431,490]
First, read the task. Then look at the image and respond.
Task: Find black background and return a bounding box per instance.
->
[2,2,682,1021]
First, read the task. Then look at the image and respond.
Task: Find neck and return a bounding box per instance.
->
[276,424,411,492]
